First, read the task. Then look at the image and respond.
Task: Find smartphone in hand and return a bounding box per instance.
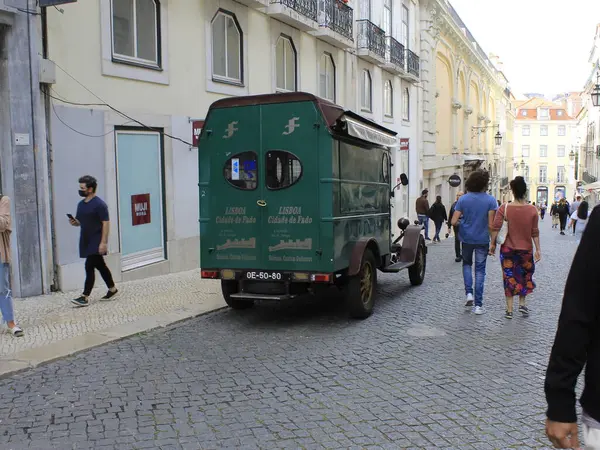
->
[66,213,74,220]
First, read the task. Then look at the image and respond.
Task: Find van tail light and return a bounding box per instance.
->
[311,273,332,283]
[201,270,219,279]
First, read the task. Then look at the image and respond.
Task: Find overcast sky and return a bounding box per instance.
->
[448,0,600,98]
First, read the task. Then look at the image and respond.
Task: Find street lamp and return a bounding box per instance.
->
[494,131,502,146]
[591,72,600,107]
[520,159,526,169]
[569,149,576,161]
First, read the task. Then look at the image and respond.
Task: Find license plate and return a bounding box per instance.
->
[244,271,286,281]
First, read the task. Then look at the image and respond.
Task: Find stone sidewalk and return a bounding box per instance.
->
[0,270,226,378]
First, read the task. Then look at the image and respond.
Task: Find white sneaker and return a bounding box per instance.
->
[465,293,474,308]
[473,306,485,315]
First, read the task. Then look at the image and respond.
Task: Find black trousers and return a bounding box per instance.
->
[559,214,568,232]
[84,255,115,296]
[453,226,461,257]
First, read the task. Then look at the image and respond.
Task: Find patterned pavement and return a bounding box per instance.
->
[0,216,579,449]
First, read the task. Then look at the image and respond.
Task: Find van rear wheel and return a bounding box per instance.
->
[221,280,254,310]
[346,250,377,319]
[408,238,426,286]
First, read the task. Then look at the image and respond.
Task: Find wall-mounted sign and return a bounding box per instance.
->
[192,120,204,147]
[131,193,151,226]
[448,174,462,187]
[399,138,409,151]
[39,0,77,6]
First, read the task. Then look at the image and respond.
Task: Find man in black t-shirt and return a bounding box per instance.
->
[69,175,118,307]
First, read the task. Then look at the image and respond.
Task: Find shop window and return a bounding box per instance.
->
[223,151,258,190]
[266,151,302,190]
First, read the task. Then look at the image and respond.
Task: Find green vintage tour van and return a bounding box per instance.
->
[198,92,426,318]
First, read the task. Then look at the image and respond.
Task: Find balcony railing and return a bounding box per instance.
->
[406,49,419,77]
[500,176,509,188]
[319,0,353,40]
[385,36,404,67]
[583,170,598,184]
[271,0,317,21]
[356,19,385,59]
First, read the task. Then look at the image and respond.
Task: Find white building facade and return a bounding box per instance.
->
[42,0,428,292]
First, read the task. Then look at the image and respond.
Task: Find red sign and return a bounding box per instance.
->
[400,138,409,151]
[192,120,204,147]
[131,194,151,226]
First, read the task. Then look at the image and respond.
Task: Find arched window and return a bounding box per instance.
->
[276,36,297,92]
[319,53,335,101]
[384,80,393,117]
[111,0,160,66]
[402,87,410,121]
[265,151,303,190]
[361,69,372,111]
[212,11,242,83]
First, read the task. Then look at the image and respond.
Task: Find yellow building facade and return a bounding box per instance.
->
[425,1,513,204]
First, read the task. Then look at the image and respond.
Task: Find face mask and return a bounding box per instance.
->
[78,190,88,197]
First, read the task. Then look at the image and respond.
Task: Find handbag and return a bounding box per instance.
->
[496,203,509,245]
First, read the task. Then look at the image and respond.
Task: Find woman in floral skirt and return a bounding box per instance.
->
[489,177,541,319]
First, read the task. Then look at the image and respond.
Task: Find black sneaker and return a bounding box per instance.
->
[101,289,119,301]
[425,237,431,241]
[519,305,530,316]
[455,256,462,262]
[71,296,89,307]
[505,311,513,319]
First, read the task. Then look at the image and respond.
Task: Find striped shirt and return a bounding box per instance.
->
[0,196,12,264]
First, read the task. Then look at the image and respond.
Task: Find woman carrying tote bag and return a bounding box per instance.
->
[490,177,541,319]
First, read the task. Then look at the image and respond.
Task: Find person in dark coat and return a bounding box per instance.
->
[429,195,448,243]
[448,191,464,261]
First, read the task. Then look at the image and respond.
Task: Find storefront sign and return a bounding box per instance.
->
[399,138,409,151]
[448,174,462,187]
[192,120,204,147]
[131,194,151,226]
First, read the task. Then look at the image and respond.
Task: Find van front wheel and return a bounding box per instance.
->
[221,280,254,310]
[346,250,377,319]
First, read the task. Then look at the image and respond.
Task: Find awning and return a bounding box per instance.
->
[582,180,600,191]
[341,115,398,147]
[463,154,484,162]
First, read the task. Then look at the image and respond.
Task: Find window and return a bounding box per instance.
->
[521,110,527,116]
[360,69,372,111]
[319,53,335,101]
[111,0,160,66]
[382,152,390,182]
[223,151,257,190]
[540,145,547,157]
[401,5,409,49]
[522,125,530,136]
[359,0,370,20]
[539,166,547,183]
[276,36,296,92]
[383,0,392,35]
[557,166,566,183]
[403,87,410,121]
[384,80,393,117]
[557,110,564,116]
[540,125,548,136]
[558,125,566,136]
[522,145,530,157]
[266,151,302,190]
[212,11,242,84]
[539,108,549,119]
[557,145,566,157]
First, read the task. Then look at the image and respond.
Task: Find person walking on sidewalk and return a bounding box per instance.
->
[415,189,431,241]
[544,204,600,449]
[428,196,447,243]
[569,200,590,245]
[451,170,498,315]
[550,201,559,229]
[489,177,540,319]
[540,202,547,220]
[0,195,23,337]
[69,175,118,307]
[556,198,569,235]
[448,191,464,262]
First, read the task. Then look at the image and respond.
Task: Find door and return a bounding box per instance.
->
[116,131,165,271]
[259,103,321,271]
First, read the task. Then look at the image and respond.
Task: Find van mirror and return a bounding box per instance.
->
[400,173,409,186]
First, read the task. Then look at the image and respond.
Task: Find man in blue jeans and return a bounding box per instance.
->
[415,189,431,240]
[451,170,497,315]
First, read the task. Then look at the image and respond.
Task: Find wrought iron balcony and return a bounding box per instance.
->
[583,170,598,184]
[356,19,385,62]
[406,49,420,78]
[385,36,404,69]
[269,0,318,23]
[318,0,353,41]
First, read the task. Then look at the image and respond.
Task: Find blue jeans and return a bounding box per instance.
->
[417,214,430,239]
[0,263,14,323]
[462,243,488,307]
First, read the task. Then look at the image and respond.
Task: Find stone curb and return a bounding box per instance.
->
[0,302,227,380]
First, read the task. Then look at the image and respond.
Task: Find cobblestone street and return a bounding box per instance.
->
[0,217,579,449]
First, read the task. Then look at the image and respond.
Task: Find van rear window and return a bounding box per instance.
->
[266,151,302,190]
[223,151,258,190]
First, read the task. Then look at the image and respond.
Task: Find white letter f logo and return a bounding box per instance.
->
[223,121,239,139]
[283,117,300,135]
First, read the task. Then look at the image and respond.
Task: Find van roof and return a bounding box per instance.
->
[208,91,397,137]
